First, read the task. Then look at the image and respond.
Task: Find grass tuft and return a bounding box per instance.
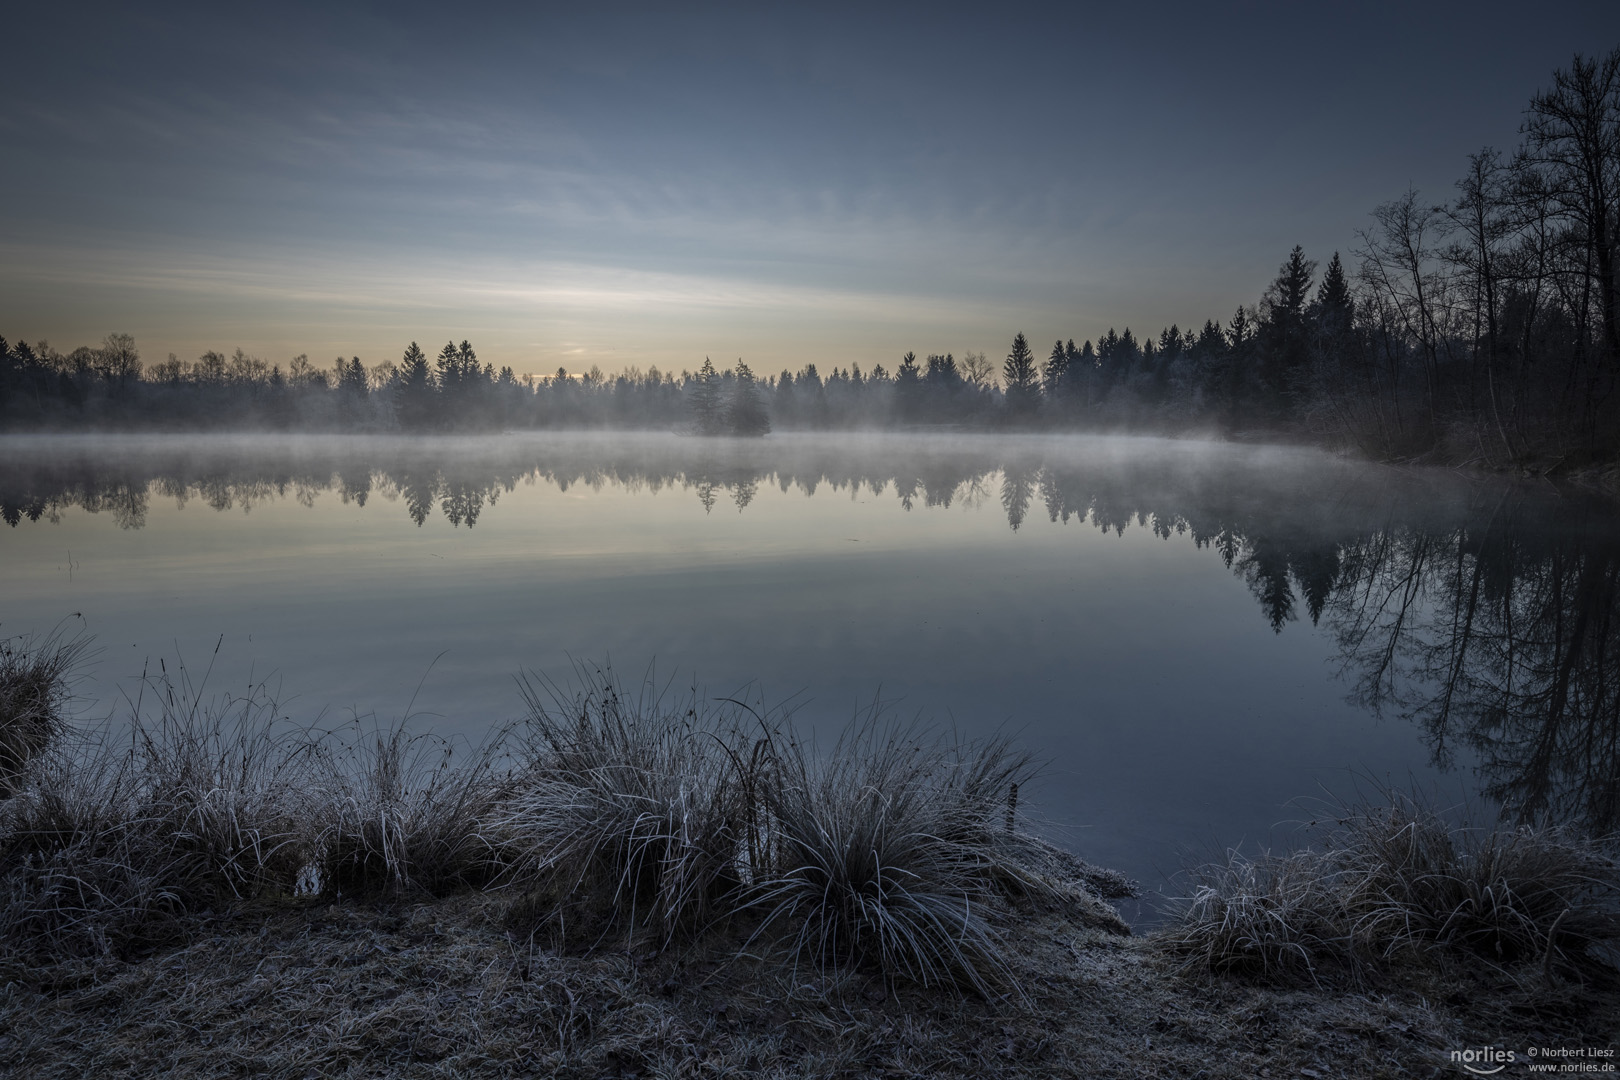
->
[498,669,746,943]
[0,682,307,958]
[2,652,1120,996]
[0,628,89,797]
[740,716,1042,996]
[1164,791,1620,984]
[309,724,512,899]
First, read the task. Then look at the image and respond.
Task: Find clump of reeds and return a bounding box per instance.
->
[497,671,747,943]
[1164,792,1620,984]
[0,680,309,958]
[495,670,1061,994]
[0,629,89,797]
[308,724,512,899]
[1159,848,1351,983]
[2,651,1104,994]
[739,719,1044,996]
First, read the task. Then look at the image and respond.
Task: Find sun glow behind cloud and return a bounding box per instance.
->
[0,238,1024,374]
[3,3,1615,373]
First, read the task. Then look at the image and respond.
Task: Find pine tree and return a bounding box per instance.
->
[1062,339,1092,408]
[1002,332,1039,414]
[725,359,771,436]
[457,340,481,386]
[1043,340,1068,397]
[689,357,723,435]
[1315,252,1353,326]
[1258,246,1317,417]
[894,351,922,420]
[395,341,433,429]
[435,341,461,395]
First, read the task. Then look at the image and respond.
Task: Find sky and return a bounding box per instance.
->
[4,1,1618,379]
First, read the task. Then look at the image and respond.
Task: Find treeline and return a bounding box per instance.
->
[3,49,1616,462]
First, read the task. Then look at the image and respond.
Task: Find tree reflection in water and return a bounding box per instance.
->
[4,434,1618,831]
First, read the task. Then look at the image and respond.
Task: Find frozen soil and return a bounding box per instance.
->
[2,881,1614,1079]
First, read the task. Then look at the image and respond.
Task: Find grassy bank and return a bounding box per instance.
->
[2,638,1617,1077]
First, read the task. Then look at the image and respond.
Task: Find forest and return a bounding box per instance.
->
[3,49,1617,468]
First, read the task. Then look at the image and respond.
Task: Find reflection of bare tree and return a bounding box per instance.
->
[1326,495,1620,832]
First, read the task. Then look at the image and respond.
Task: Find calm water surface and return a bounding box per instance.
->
[4,432,1617,904]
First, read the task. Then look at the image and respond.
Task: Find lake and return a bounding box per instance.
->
[4,431,1616,910]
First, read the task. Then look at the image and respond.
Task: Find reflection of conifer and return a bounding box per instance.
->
[1239,540,1297,633]
[731,475,758,511]
[1291,547,1341,624]
[1000,465,1034,531]
[441,483,484,527]
[695,477,718,514]
[402,470,436,527]
[725,360,771,436]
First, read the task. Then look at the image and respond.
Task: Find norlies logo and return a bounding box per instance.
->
[1452,1047,1516,1074]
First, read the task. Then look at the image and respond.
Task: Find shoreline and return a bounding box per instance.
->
[2,864,1613,1078]
[3,695,1617,1077]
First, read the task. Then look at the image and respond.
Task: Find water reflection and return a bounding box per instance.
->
[1328,495,1620,833]
[5,434,1620,834]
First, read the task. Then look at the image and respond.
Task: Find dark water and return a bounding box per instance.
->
[4,432,1617,905]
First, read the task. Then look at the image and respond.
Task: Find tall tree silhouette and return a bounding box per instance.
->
[395,342,434,430]
[689,358,723,435]
[726,359,770,436]
[1002,333,1039,415]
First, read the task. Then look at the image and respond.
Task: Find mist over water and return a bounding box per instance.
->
[4,431,1616,905]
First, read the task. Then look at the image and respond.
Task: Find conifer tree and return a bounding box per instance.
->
[894,351,922,420]
[1315,252,1353,326]
[395,341,433,429]
[1002,332,1039,414]
[689,357,723,434]
[1043,340,1068,398]
[726,359,771,436]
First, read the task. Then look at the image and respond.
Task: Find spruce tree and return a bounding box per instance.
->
[435,341,460,395]
[894,351,922,420]
[688,357,722,434]
[725,359,771,436]
[1043,340,1068,397]
[1315,252,1353,327]
[395,341,433,429]
[1002,332,1039,414]
[1258,246,1317,417]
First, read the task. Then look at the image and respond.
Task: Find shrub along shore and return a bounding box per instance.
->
[1,635,1617,1078]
